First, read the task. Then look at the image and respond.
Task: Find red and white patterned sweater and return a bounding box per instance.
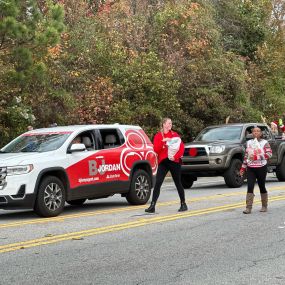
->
[241,139,272,170]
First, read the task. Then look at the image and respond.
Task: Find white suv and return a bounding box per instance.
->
[0,124,157,217]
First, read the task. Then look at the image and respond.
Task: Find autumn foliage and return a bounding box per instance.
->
[1,0,285,145]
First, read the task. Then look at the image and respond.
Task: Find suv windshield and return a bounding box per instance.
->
[195,126,243,142]
[1,132,71,153]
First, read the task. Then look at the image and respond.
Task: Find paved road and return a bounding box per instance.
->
[1,174,285,285]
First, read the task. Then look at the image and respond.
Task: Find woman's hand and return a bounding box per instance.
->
[239,169,245,176]
[169,155,174,161]
[162,138,171,142]
[168,155,174,161]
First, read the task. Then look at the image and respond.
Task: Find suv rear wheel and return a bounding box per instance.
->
[126,169,151,205]
[34,176,66,217]
[224,159,244,188]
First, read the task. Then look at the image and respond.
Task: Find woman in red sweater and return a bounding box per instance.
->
[145,118,188,213]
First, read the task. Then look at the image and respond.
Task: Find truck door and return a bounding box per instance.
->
[259,125,277,165]
[266,135,278,165]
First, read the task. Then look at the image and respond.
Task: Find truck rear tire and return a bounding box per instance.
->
[126,169,151,205]
[224,159,244,188]
[276,156,285,181]
[181,175,194,189]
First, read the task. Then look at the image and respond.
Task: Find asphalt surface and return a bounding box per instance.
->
[1,174,285,285]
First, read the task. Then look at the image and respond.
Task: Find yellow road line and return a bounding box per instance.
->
[0,195,285,254]
[0,185,285,229]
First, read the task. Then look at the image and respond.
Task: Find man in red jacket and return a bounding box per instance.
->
[145,118,188,213]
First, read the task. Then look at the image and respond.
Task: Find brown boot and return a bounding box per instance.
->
[243,193,254,214]
[260,193,268,212]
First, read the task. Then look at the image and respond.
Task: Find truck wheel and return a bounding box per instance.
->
[126,169,151,205]
[224,159,244,188]
[66,199,86,206]
[181,175,194,189]
[276,156,285,181]
[34,176,66,217]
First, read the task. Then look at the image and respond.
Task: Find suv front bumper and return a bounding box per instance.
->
[0,192,36,209]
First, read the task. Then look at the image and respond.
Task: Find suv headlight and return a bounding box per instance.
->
[210,145,225,154]
[7,164,34,176]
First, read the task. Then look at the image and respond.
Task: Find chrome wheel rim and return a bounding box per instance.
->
[44,183,63,211]
[135,175,150,200]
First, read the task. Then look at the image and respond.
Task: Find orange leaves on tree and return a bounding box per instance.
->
[187,38,210,57]
[181,2,201,20]
[75,77,114,124]
[47,44,62,59]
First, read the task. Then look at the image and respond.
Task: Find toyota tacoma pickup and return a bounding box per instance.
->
[181,123,285,188]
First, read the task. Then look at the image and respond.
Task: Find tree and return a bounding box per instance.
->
[213,0,271,59]
[0,0,69,144]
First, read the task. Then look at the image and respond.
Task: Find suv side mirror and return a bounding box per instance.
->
[70,143,86,152]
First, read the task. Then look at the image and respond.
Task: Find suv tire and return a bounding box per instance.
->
[276,156,285,181]
[34,176,66,217]
[126,169,151,205]
[66,199,87,206]
[224,159,244,188]
[181,174,194,189]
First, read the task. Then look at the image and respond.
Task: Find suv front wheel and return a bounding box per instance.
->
[126,169,151,205]
[34,176,66,217]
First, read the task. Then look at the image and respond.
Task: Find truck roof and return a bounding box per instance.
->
[204,123,268,128]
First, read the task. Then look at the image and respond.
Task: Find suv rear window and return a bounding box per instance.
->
[99,129,125,149]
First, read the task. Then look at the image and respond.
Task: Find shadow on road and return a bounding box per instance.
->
[0,199,130,221]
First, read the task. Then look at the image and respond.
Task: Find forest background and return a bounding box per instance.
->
[1,0,285,146]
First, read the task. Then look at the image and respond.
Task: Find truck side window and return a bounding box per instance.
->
[258,126,271,140]
[245,127,254,140]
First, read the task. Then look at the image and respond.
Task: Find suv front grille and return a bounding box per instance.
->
[0,167,7,190]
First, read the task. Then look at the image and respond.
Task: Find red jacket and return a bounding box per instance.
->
[153,131,185,164]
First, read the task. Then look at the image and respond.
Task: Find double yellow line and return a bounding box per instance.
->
[1,185,285,229]
[1,194,285,254]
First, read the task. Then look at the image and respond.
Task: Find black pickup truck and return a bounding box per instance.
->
[181,123,285,188]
